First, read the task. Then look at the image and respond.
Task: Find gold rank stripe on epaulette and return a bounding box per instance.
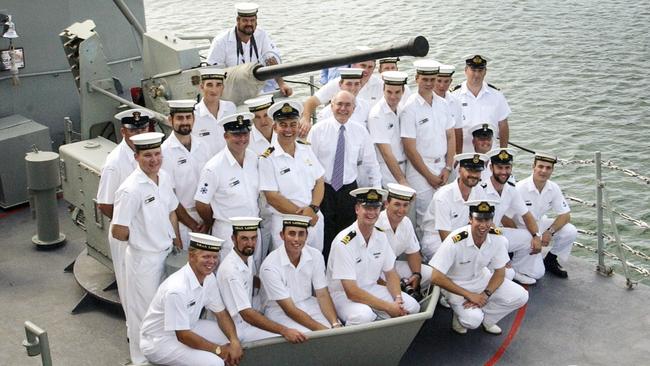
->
[489,227,502,235]
[260,146,275,158]
[341,230,357,245]
[487,83,500,91]
[451,84,461,92]
[296,140,311,145]
[374,226,384,232]
[452,231,469,243]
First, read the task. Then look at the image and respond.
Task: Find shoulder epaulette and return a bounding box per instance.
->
[296,140,311,145]
[374,226,384,232]
[260,146,275,158]
[487,83,500,91]
[341,230,356,245]
[489,227,502,235]
[507,181,515,187]
[451,84,462,92]
[452,231,468,243]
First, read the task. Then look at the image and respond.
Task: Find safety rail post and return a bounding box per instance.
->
[595,152,611,276]
[602,188,636,289]
[310,75,317,124]
[22,321,53,366]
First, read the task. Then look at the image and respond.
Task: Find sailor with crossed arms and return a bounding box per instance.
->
[217,217,307,343]
[140,233,243,366]
[259,214,341,333]
[429,200,529,335]
[161,100,212,247]
[258,100,325,252]
[326,187,420,326]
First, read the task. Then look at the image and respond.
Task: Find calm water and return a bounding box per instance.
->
[144,0,650,280]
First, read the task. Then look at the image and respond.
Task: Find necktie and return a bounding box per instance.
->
[331,125,346,191]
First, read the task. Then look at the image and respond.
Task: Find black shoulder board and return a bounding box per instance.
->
[296,140,311,145]
[507,181,515,187]
[341,230,357,245]
[487,83,500,91]
[374,226,384,232]
[489,227,502,235]
[451,84,462,92]
[260,146,275,158]
[452,231,469,243]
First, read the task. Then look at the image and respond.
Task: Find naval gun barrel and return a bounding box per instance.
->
[252,35,429,81]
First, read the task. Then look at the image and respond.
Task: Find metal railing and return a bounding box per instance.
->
[22,321,53,366]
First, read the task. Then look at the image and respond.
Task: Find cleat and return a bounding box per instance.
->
[452,313,467,334]
[544,253,568,278]
[439,295,451,308]
[482,322,502,335]
[513,272,537,285]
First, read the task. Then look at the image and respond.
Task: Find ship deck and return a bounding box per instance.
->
[1,200,648,366]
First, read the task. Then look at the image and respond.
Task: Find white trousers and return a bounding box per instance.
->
[265,297,331,333]
[379,161,406,188]
[331,284,420,326]
[503,227,544,279]
[233,316,279,343]
[141,319,228,366]
[108,228,128,316]
[125,246,169,364]
[406,158,445,239]
[269,212,324,253]
[394,261,433,289]
[419,231,442,263]
[447,278,528,329]
[178,209,202,250]
[258,194,274,271]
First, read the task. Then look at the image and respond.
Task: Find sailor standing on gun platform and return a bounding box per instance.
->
[161,100,212,247]
[111,132,181,364]
[430,200,529,335]
[140,233,243,366]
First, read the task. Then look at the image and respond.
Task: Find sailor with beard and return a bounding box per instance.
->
[162,100,212,248]
[420,153,488,261]
[217,217,307,343]
[481,149,543,285]
[206,3,292,96]
[429,200,529,335]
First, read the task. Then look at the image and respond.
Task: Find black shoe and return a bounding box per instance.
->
[544,253,568,278]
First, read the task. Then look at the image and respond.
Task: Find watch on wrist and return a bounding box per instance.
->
[412,271,422,279]
[444,166,453,172]
[483,289,493,297]
[308,204,320,213]
[215,346,222,355]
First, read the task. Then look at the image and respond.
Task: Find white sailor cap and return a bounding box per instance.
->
[229,216,262,232]
[167,99,196,114]
[244,95,274,112]
[378,57,400,65]
[282,214,311,229]
[235,2,258,16]
[130,132,164,151]
[218,112,253,133]
[189,232,223,252]
[437,64,456,77]
[267,100,302,120]
[466,199,499,219]
[381,71,408,86]
[455,152,489,171]
[114,108,154,129]
[469,123,496,138]
[386,183,416,201]
[199,67,227,81]
[413,59,440,75]
[339,68,364,80]
[350,187,388,206]
[487,148,516,164]
[463,54,491,69]
[534,151,558,164]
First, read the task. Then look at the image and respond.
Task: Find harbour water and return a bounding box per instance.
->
[144,0,650,281]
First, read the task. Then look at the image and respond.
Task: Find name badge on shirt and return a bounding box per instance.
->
[357,160,362,166]
[187,300,196,308]
[373,251,382,259]
[525,200,532,206]
[452,211,458,218]
[144,195,155,204]
[177,158,187,165]
[280,167,291,175]
[199,131,210,137]
[418,118,429,125]
[355,258,362,263]
[388,123,394,129]
[460,260,472,264]
[229,178,240,187]
[304,158,313,166]
[462,103,468,107]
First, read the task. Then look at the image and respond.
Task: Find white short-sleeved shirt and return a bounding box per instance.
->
[206,27,279,67]
[192,99,238,157]
[368,97,405,164]
[258,141,324,212]
[161,133,211,210]
[318,97,370,128]
[248,126,277,156]
[422,180,487,234]
[141,263,225,339]
[443,92,464,129]
[216,250,255,319]
[429,225,510,289]
[514,175,570,224]
[400,93,455,159]
[308,117,381,187]
[374,210,420,257]
[260,245,327,312]
[314,74,384,107]
[112,167,178,252]
[481,178,528,226]
[452,81,511,153]
[97,140,137,205]
[327,222,396,293]
[194,148,260,222]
